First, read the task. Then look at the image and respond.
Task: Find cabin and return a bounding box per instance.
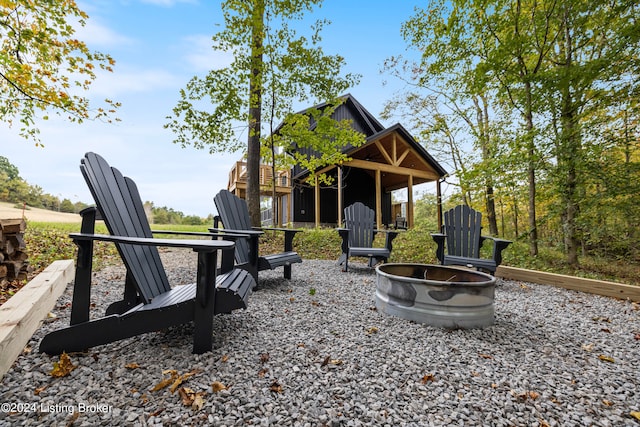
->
[226,94,448,229]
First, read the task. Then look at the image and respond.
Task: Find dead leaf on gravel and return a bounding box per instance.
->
[178,386,206,409]
[321,355,330,367]
[211,381,227,393]
[581,343,594,352]
[34,385,48,395]
[260,353,270,364]
[125,363,141,370]
[479,353,493,360]
[421,374,436,383]
[630,411,640,421]
[220,355,229,363]
[170,370,198,393]
[50,352,76,377]
[258,368,268,377]
[151,370,178,392]
[366,327,379,334]
[602,400,614,406]
[270,380,283,393]
[598,355,615,363]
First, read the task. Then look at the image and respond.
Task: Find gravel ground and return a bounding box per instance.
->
[1,249,639,426]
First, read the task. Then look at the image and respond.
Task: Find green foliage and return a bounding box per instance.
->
[1,0,120,143]
[166,0,360,223]
[25,222,118,275]
[385,0,640,265]
[18,222,640,288]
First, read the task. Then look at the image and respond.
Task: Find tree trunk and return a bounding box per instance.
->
[246,0,265,227]
[559,3,580,267]
[524,81,539,256]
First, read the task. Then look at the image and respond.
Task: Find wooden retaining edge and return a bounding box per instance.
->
[495,265,640,303]
[0,260,74,380]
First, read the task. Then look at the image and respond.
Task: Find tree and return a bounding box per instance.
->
[1,1,119,144]
[166,0,360,225]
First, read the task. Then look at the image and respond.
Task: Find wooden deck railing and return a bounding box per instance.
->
[228,161,291,191]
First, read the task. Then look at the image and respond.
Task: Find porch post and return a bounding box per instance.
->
[315,175,320,227]
[375,169,382,229]
[407,175,414,228]
[337,166,343,226]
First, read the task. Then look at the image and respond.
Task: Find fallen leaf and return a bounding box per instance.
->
[321,356,330,367]
[220,355,229,363]
[581,343,594,352]
[598,355,615,363]
[125,363,141,370]
[260,353,270,364]
[601,328,611,333]
[150,408,164,417]
[329,359,343,365]
[211,381,227,392]
[311,300,321,306]
[511,390,539,402]
[289,297,295,302]
[421,374,436,383]
[366,327,379,334]
[179,387,196,406]
[50,352,76,377]
[602,400,614,406]
[34,385,48,395]
[479,353,493,360]
[151,370,178,392]
[538,419,550,427]
[258,368,268,377]
[630,411,640,421]
[170,370,198,394]
[192,393,206,411]
[270,380,283,393]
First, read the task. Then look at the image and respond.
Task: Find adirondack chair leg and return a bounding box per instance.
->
[493,240,512,266]
[106,272,141,316]
[70,239,93,326]
[431,234,446,264]
[192,250,217,354]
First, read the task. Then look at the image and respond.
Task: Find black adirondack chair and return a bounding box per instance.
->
[40,152,255,355]
[431,204,512,274]
[337,202,399,272]
[212,189,302,283]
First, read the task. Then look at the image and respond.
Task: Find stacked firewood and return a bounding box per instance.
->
[0,219,29,282]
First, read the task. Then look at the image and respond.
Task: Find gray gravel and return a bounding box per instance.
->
[1,249,639,426]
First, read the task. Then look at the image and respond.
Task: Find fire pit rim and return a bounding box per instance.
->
[375,263,496,287]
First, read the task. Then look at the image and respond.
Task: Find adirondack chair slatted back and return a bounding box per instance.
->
[344,202,376,248]
[214,190,251,265]
[81,152,170,303]
[443,205,483,259]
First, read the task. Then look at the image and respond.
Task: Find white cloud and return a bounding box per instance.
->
[74,18,134,48]
[87,67,183,98]
[181,35,235,72]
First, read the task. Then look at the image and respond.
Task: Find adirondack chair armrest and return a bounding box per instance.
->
[209,227,264,236]
[70,233,235,252]
[481,236,512,266]
[255,227,303,252]
[377,229,399,251]
[431,233,446,263]
[151,229,251,240]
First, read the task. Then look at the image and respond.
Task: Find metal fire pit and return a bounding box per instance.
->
[375,264,496,328]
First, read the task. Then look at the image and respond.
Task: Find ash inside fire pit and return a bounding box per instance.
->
[375,264,496,328]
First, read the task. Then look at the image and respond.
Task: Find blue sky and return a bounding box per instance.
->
[2,0,432,218]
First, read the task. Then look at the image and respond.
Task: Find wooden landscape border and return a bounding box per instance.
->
[0,260,74,380]
[496,265,640,303]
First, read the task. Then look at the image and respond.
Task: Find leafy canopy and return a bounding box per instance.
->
[0,0,120,144]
